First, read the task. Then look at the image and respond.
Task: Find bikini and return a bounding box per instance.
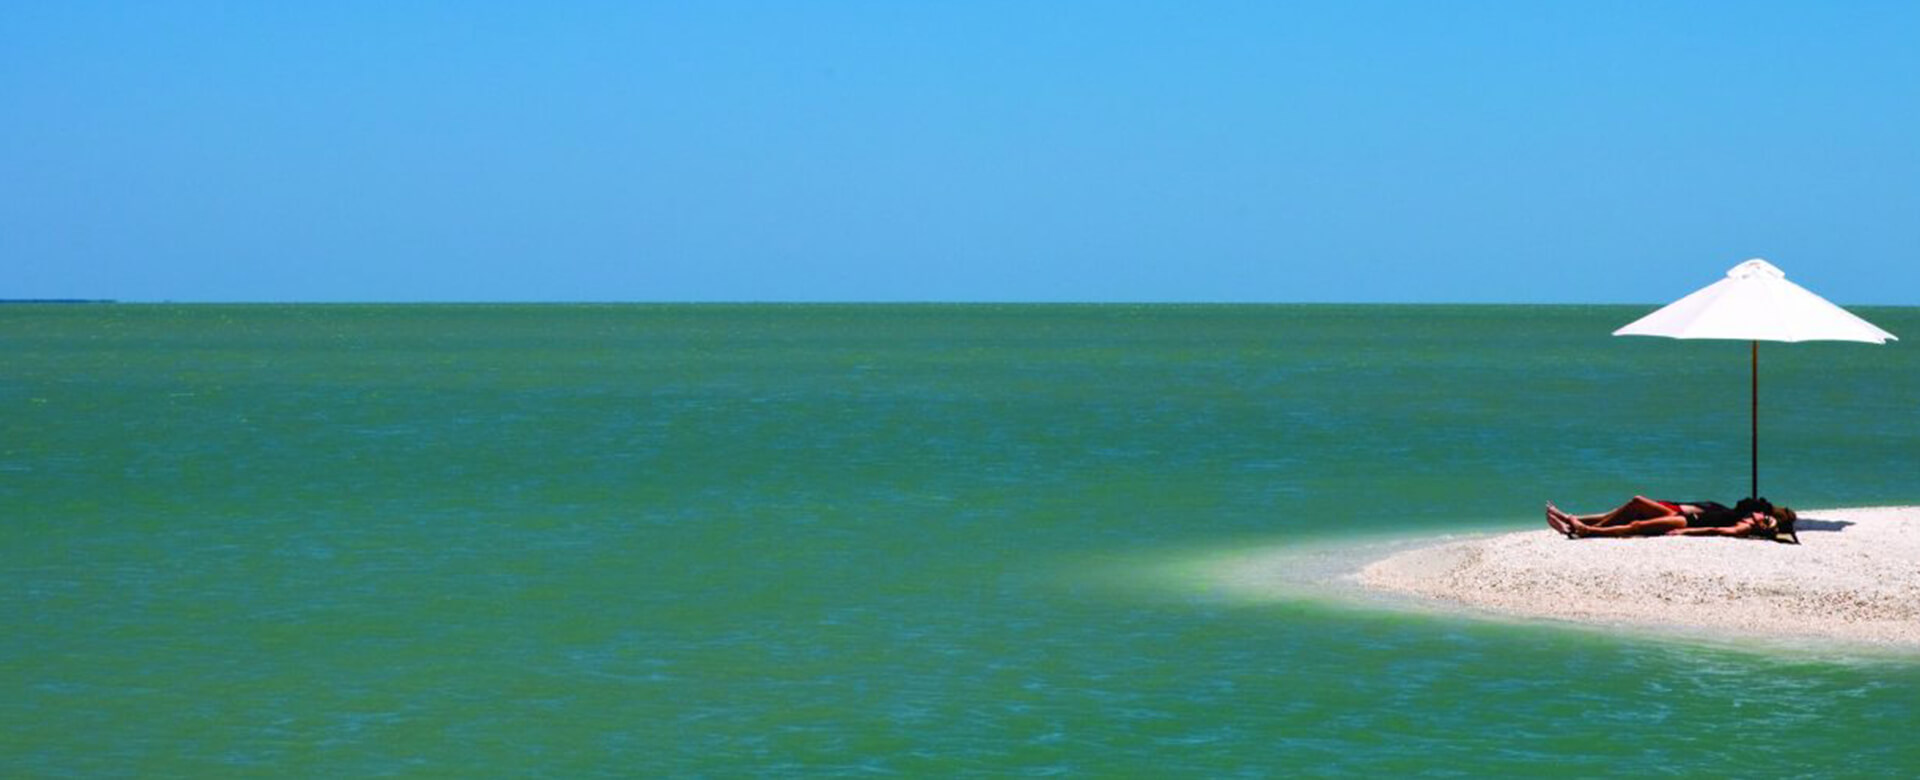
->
[1657,499,1738,528]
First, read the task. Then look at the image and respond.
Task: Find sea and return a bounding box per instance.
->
[6,303,1919,775]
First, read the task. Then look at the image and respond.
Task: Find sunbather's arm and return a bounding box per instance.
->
[1665,520,1756,537]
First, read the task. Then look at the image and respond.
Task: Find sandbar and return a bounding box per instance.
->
[1356,506,1920,648]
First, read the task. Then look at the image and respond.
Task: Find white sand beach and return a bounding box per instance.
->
[1357,506,1920,648]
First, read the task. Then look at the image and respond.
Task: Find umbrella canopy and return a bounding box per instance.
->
[1612,258,1897,505]
[1614,259,1896,344]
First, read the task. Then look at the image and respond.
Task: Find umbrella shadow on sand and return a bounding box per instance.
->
[1793,517,1857,534]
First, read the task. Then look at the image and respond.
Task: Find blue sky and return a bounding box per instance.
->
[3,2,1916,303]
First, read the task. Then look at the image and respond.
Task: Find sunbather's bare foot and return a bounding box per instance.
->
[1544,503,1570,536]
[1545,503,1578,538]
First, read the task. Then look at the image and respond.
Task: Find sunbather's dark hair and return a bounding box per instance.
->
[1734,497,1795,542]
[1772,505,1799,544]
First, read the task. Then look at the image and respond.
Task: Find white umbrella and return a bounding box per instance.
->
[1613,258,1897,497]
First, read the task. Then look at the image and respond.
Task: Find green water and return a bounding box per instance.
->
[5,304,1919,775]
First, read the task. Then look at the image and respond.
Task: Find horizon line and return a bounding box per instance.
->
[9,299,1917,308]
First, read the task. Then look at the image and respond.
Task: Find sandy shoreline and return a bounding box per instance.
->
[1356,506,1920,648]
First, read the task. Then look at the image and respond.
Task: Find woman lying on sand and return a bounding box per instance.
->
[1545,496,1798,543]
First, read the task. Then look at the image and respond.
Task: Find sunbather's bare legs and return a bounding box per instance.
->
[1549,497,1687,538]
[1583,496,1673,526]
[1564,515,1687,537]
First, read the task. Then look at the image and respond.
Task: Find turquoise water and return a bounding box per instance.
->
[6,304,1919,775]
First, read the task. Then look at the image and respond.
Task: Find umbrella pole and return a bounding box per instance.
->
[1751,340,1758,499]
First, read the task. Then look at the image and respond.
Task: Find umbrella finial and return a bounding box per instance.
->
[1729,258,1785,279]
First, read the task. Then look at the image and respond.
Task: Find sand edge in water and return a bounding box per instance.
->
[1356,506,1920,648]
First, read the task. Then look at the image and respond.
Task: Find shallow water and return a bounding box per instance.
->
[5,303,1920,774]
